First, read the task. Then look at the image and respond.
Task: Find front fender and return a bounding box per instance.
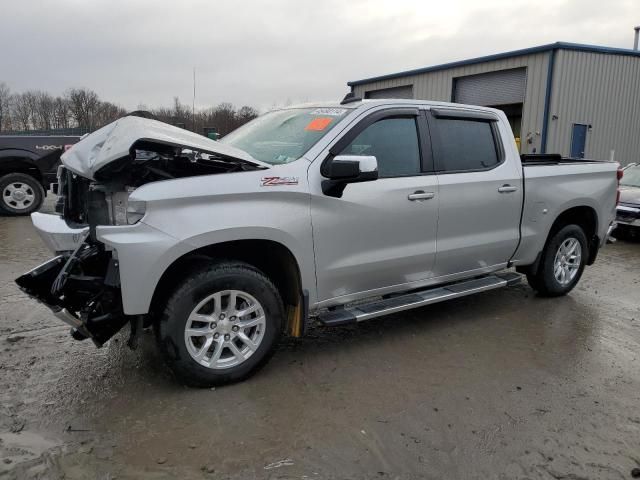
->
[96,222,191,315]
[106,161,317,314]
[97,223,316,315]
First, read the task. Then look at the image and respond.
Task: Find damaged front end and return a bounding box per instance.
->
[16,240,126,346]
[16,115,267,347]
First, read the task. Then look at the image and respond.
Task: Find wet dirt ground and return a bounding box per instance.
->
[1,201,639,479]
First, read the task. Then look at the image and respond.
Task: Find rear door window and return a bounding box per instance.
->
[429,118,500,172]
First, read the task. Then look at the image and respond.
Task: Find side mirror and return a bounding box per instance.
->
[322,155,378,198]
[324,155,378,181]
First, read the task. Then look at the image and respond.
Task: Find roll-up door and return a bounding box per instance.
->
[364,85,413,99]
[454,68,526,106]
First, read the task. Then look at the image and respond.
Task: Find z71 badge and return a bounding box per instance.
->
[261,176,299,187]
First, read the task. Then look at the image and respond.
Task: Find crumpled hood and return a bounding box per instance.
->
[619,185,640,205]
[61,116,269,179]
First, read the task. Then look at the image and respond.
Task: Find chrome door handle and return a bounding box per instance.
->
[498,185,518,193]
[408,191,435,201]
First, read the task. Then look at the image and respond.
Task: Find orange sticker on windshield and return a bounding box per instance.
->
[305,117,332,131]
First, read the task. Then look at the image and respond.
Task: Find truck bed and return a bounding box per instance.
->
[512,156,618,268]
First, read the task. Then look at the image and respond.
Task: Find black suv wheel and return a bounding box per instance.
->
[0,173,45,216]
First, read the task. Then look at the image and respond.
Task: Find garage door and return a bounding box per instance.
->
[454,68,526,106]
[364,85,413,99]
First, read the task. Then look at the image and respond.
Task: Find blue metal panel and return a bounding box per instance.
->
[347,42,640,87]
[570,124,588,158]
[540,49,557,154]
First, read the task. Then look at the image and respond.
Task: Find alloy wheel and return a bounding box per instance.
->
[184,289,266,370]
[553,237,582,286]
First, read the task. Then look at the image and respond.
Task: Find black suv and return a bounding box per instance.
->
[0,135,80,215]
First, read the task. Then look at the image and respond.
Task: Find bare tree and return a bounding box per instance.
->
[11,93,33,130]
[52,96,71,129]
[0,82,12,132]
[66,88,101,130]
[198,102,240,136]
[237,105,258,124]
[0,81,259,134]
[172,96,191,126]
[151,106,173,124]
[96,101,126,127]
[34,91,55,130]
[23,91,39,128]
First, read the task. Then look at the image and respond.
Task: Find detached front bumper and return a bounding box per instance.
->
[15,255,97,343]
[30,212,89,253]
[16,214,127,346]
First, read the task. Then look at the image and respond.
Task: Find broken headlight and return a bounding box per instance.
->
[112,193,146,225]
[125,200,146,225]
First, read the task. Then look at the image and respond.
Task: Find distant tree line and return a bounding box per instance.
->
[0,82,259,137]
[149,97,259,137]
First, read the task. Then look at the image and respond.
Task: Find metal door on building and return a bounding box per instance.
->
[453,68,527,106]
[364,85,413,99]
[570,124,588,159]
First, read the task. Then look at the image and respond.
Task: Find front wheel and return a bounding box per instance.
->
[526,224,588,297]
[155,261,284,387]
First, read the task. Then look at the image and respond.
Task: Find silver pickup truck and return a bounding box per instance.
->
[16,99,621,386]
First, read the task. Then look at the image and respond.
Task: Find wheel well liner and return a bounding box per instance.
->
[149,239,305,334]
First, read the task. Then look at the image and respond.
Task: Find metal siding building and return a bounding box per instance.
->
[348,43,640,165]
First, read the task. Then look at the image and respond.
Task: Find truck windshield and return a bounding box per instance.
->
[621,165,640,188]
[220,107,350,165]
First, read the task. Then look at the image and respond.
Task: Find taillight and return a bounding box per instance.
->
[616,165,623,205]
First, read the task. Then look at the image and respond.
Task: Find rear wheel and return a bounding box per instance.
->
[526,224,588,297]
[155,261,284,387]
[0,173,45,216]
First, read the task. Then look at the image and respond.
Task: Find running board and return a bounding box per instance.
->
[318,272,521,326]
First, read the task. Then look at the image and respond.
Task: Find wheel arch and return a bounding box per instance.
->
[548,205,598,264]
[0,151,43,182]
[518,204,599,276]
[149,239,307,336]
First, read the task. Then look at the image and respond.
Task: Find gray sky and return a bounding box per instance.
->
[1,0,637,111]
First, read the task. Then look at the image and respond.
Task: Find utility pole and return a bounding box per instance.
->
[192,67,196,131]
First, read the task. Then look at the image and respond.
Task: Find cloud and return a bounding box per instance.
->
[0,0,637,111]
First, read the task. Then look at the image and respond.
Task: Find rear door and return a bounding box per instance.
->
[427,108,523,277]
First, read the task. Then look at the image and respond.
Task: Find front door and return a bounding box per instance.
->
[427,109,523,277]
[570,124,588,159]
[310,109,439,305]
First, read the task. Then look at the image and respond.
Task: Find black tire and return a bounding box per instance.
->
[613,224,638,241]
[527,224,588,297]
[611,224,627,240]
[154,261,284,387]
[0,173,45,216]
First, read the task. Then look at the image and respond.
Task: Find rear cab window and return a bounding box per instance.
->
[428,114,502,173]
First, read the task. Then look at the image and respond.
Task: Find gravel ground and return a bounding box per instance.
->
[1,199,639,479]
